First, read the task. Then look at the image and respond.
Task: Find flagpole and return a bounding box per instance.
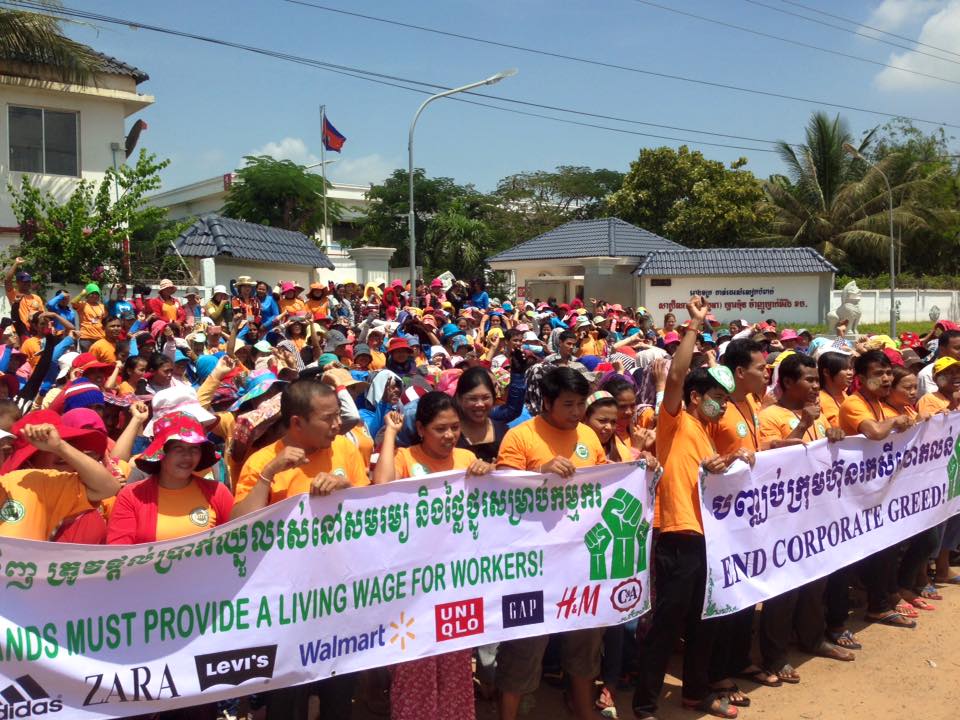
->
[319,104,329,252]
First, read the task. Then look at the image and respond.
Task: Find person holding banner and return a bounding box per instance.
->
[817,350,853,430]
[233,379,368,719]
[917,356,960,417]
[839,350,917,629]
[374,395,492,720]
[495,366,606,720]
[755,353,854,684]
[633,296,748,720]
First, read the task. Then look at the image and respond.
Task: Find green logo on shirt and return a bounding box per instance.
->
[189,507,209,527]
[333,468,346,478]
[575,443,589,459]
[0,499,25,524]
[788,418,800,430]
[736,422,748,438]
[412,463,430,476]
[817,423,826,436]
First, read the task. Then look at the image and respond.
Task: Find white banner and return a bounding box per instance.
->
[0,463,655,719]
[700,413,960,618]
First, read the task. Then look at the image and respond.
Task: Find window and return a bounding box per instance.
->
[9,106,79,176]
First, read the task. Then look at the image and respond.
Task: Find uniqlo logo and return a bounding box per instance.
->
[434,598,484,641]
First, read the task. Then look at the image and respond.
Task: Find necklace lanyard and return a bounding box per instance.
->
[732,399,758,450]
[789,409,820,442]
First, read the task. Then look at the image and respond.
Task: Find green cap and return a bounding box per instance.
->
[707,365,736,394]
[84,282,101,295]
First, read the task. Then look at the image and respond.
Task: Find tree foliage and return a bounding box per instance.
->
[0,1,107,86]
[222,155,343,237]
[606,146,771,247]
[6,150,169,284]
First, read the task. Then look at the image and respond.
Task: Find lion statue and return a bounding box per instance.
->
[826,281,862,334]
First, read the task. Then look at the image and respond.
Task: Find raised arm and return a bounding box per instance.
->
[662,296,708,417]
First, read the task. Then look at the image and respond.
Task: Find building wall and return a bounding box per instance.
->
[0,74,152,252]
[641,273,829,324]
[211,259,315,291]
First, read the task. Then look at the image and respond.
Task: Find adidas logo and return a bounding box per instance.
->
[0,676,62,718]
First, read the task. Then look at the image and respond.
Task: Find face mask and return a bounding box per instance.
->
[865,378,882,392]
[701,397,724,420]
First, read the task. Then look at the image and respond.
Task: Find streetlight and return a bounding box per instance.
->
[843,143,897,336]
[407,69,518,295]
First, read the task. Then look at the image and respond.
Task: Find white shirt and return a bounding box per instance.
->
[917,362,937,397]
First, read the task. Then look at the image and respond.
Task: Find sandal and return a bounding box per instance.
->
[935,575,960,584]
[895,601,919,618]
[921,584,943,600]
[866,611,917,628]
[910,597,936,611]
[827,629,862,650]
[771,664,801,684]
[735,666,782,688]
[814,640,855,662]
[710,683,750,708]
[682,693,738,718]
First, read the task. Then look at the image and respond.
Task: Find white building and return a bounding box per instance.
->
[0,47,154,252]
[146,174,372,283]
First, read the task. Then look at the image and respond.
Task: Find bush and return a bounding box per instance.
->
[836,273,960,290]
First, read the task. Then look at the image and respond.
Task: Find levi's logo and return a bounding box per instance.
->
[194,645,277,691]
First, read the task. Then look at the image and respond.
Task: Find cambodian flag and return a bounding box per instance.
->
[322,116,346,153]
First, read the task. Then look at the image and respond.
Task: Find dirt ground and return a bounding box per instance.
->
[344,572,960,720]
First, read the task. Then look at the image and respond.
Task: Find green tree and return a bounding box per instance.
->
[760,112,949,272]
[606,146,771,247]
[222,155,343,237]
[0,1,106,85]
[6,150,169,284]
[352,168,473,268]
[425,197,495,279]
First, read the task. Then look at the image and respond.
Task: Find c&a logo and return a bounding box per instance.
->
[194,645,277,691]
[83,665,179,707]
[0,675,62,718]
[610,578,642,612]
[501,591,544,629]
[434,598,484,641]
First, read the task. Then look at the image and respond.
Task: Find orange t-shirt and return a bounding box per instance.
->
[917,392,950,417]
[580,338,606,356]
[5,289,43,328]
[305,298,328,318]
[759,404,828,446]
[839,392,898,436]
[395,446,477,478]
[709,395,760,454]
[0,470,93,541]
[236,436,370,504]
[117,381,137,396]
[369,350,386,371]
[19,336,41,367]
[637,406,656,430]
[155,481,219,541]
[90,339,118,364]
[819,390,846,429]
[280,298,306,315]
[497,416,606,471]
[158,297,180,322]
[73,300,106,339]
[347,426,374,468]
[654,404,715,534]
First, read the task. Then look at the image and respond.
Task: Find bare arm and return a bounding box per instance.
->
[372,411,403,485]
[662,297,707,417]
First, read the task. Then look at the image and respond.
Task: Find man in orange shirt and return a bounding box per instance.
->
[3,258,44,333]
[233,379,367,719]
[839,350,916,630]
[917,357,960,416]
[633,296,749,720]
[756,353,853,684]
[495,366,604,720]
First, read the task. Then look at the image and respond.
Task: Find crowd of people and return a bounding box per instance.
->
[2,255,959,720]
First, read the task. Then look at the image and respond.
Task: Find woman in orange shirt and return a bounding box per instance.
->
[374,393,491,720]
[72,283,106,350]
[817,350,852,428]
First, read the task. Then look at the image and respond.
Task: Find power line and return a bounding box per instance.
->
[628,0,960,86]
[742,0,960,67]
[0,1,780,153]
[277,0,960,130]
[780,0,960,60]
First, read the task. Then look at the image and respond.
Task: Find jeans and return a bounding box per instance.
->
[632,533,719,714]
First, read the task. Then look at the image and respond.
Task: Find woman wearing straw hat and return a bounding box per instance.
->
[231,275,261,326]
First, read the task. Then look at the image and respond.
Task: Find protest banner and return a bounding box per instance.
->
[0,463,654,719]
[700,413,960,618]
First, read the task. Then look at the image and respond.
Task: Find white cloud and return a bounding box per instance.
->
[873,0,960,90]
[248,137,319,166]
[866,0,944,31]
[328,153,399,186]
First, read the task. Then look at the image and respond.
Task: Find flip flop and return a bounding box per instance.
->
[895,602,919,618]
[770,664,801,684]
[910,597,936,611]
[815,640,855,661]
[711,683,750,708]
[682,693,738,718]
[735,668,782,688]
[827,629,862,650]
[867,611,917,629]
[921,584,943,600]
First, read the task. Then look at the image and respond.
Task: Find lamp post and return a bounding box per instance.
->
[407,69,517,296]
[844,143,896,336]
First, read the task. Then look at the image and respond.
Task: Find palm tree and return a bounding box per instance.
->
[759,111,942,269]
[0,1,104,86]
[425,197,493,278]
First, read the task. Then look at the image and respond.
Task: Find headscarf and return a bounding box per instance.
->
[365,369,401,407]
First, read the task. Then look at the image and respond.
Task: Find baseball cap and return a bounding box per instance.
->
[15,271,31,283]
[934,357,960,375]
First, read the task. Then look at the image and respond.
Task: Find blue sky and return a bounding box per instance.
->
[63,0,960,192]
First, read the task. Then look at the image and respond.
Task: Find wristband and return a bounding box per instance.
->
[335,385,347,393]
[258,474,273,486]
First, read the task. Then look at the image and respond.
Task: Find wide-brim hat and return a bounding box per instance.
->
[158,279,176,292]
[230,371,286,413]
[2,409,107,473]
[135,412,219,474]
[235,275,256,287]
[144,386,217,436]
